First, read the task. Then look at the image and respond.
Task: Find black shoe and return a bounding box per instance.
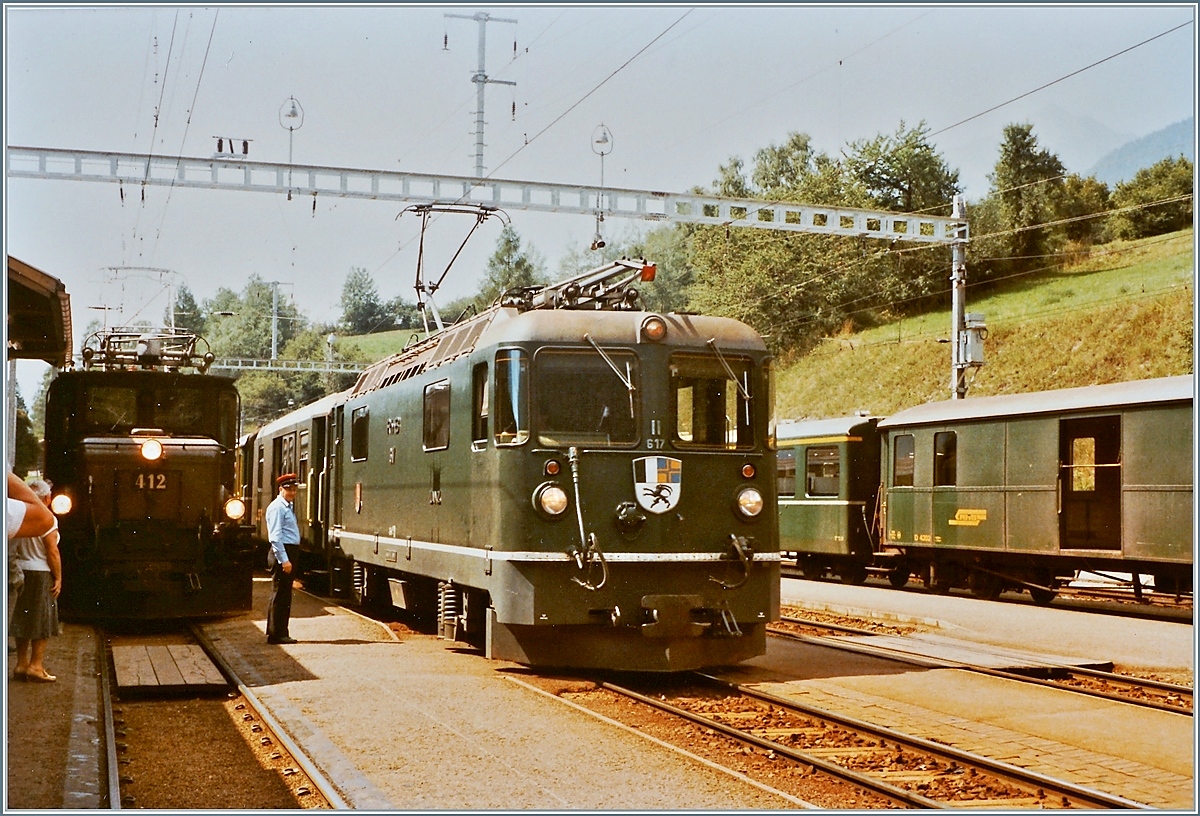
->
[267,636,298,645]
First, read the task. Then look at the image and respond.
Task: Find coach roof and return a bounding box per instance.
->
[878,375,1193,429]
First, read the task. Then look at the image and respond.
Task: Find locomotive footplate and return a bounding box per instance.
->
[640,594,707,638]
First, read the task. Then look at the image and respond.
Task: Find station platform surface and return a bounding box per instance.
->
[779,576,1194,675]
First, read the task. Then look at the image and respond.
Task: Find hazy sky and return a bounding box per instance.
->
[4,3,1196,399]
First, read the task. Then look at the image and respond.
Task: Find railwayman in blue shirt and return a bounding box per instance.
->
[265,473,300,644]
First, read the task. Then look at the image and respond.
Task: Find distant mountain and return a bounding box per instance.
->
[1088,118,1194,187]
[1030,106,1133,177]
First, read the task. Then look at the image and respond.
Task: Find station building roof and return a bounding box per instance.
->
[7,256,72,367]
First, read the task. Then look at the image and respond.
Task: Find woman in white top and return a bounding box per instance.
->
[9,479,61,683]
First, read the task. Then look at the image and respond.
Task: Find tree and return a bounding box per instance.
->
[1109,156,1193,240]
[168,283,206,336]
[475,225,547,307]
[12,387,40,476]
[202,275,306,359]
[1056,174,1111,246]
[384,294,422,330]
[339,267,393,335]
[985,123,1067,272]
[844,121,961,213]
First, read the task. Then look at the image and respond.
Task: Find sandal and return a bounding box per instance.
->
[25,669,55,683]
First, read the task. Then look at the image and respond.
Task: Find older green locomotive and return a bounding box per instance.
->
[778,375,1194,601]
[44,328,254,620]
[243,259,780,671]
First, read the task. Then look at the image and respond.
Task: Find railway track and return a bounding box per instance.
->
[770,614,1193,715]
[781,566,1193,617]
[95,624,340,809]
[528,673,1149,809]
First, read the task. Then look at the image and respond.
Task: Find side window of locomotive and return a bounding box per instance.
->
[893,434,915,487]
[806,446,840,496]
[494,350,529,446]
[933,431,957,487]
[351,406,370,461]
[86,387,136,432]
[534,349,638,447]
[218,391,239,448]
[776,448,797,497]
[423,380,451,451]
[472,363,488,446]
[670,353,753,450]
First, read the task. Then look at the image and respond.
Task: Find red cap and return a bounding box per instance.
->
[276,473,298,488]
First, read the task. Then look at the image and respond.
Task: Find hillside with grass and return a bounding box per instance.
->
[775,228,1194,420]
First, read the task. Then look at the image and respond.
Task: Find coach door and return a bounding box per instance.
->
[309,415,328,550]
[1059,416,1121,550]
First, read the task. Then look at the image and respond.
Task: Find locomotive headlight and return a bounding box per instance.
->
[223,497,247,521]
[50,494,73,515]
[534,483,569,517]
[140,438,164,461]
[735,486,764,518]
[640,314,667,342]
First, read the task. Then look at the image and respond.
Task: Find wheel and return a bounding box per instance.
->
[969,570,1004,601]
[798,559,825,581]
[1028,583,1058,605]
[887,564,911,589]
[839,563,868,586]
[924,564,953,595]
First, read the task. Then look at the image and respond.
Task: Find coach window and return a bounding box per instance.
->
[776,449,797,497]
[298,430,309,484]
[350,406,369,461]
[893,434,915,487]
[806,446,840,496]
[423,380,451,451]
[472,363,489,446]
[494,350,529,446]
[933,431,957,486]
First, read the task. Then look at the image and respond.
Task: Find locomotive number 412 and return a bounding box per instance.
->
[135,472,168,490]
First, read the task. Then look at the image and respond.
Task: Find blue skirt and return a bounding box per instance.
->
[9,571,59,640]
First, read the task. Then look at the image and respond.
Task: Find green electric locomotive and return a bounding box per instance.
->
[245,259,781,671]
[43,328,255,620]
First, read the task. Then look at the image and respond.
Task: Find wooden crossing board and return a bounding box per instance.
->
[111,643,228,691]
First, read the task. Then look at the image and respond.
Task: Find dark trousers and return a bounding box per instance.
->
[266,550,293,641]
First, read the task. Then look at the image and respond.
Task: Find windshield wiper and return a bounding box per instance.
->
[584,333,636,418]
[706,338,752,426]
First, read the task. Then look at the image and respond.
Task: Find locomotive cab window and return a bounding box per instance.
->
[423,380,451,451]
[670,353,753,450]
[806,446,840,496]
[534,348,638,447]
[350,406,370,461]
[893,434,915,487]
[494,350,529,446]
[934,431,957,487]
[777,448,797,497]
[298,430,309,484]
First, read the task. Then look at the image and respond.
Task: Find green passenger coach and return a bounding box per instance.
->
[878,375,1193,600]
[777,415,888,586]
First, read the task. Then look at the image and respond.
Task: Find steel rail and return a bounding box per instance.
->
[694,673,1151,810]
[188,624,350,809]
[95,626,123,809]
[601,680,944,809]
[774,617,1192,715]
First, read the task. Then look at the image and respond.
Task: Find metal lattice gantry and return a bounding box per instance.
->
[7,146,964,244]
